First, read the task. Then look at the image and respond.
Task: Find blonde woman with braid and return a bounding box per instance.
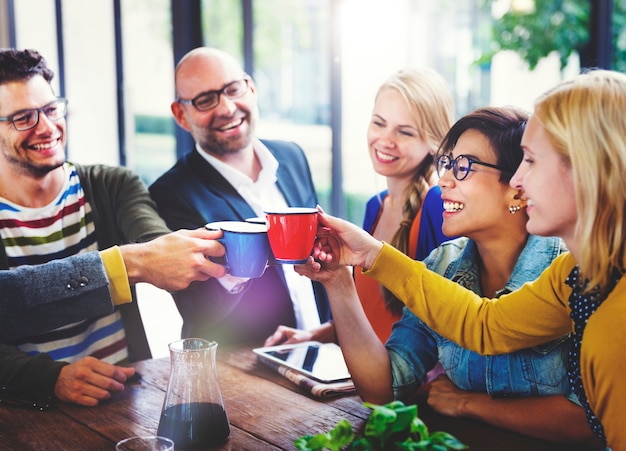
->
[266,67,455,346]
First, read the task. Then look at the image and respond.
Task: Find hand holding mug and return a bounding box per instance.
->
[312,211,383,270]
[205,221,271,278]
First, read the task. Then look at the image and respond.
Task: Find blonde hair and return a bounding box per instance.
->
[376,67,455,313]
[534,69,626,291]
[377,67,455,152]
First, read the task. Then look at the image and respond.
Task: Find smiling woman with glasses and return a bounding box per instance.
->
[176,77,250,111]
[0,97,68,131]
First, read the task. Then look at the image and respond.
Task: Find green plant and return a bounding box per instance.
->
[480,0,626,73]
[294,401,468,451]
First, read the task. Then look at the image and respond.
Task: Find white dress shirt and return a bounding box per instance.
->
[196,141,321,330]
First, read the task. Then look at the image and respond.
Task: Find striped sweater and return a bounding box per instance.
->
[0,163,128,364]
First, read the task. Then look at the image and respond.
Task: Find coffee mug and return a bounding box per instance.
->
[245,217,281,265]
[213,221,271,278]
[264,207,318,264]
[205,221,237,231]
[204,221,235,265]
[244,216,267,225]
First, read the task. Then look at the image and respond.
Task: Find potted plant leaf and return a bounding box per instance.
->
[295,400,468,451]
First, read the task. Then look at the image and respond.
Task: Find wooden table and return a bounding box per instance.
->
[0,345,595,450]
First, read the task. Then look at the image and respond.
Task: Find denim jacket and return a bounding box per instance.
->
[386,235,577,403]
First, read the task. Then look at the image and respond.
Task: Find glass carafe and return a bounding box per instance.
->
[157,339,230,449]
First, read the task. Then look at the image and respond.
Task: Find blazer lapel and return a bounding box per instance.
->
[271,146,308,207]
[186,151,257,220]
[275,171,301,206]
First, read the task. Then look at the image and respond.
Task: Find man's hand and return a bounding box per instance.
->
[122,228,228,291]
[54,356,135,406]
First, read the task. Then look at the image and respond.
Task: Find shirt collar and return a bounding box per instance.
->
[195,139,278,189]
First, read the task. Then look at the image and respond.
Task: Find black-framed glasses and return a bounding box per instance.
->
[177,77,250,111]
[436,154,508,181]
[0,97,68,131]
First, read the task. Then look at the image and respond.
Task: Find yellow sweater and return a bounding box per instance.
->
[365,243,626,449]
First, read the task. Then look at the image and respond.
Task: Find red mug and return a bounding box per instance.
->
[264,208,318,264]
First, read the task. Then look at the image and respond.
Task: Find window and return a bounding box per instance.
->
[4,0,581,225]
[121,0,176,185]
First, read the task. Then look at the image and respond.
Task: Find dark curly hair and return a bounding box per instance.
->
[435,106,529,185]
[0,48,54,85]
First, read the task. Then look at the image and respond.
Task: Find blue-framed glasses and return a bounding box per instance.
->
[0,97,68,131]
[437,154,508,181]
[177,77,250,111]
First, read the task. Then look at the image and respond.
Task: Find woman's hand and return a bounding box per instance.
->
[264,322,337,347]
[426,374,472,417]
[313,211,383,270]
[264,325,315,346]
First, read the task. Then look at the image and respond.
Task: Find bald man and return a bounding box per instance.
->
[150,47,331,345]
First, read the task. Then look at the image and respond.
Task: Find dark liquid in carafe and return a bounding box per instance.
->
[157,402,230,449]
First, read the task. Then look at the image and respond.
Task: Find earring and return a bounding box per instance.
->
[509,204,521,214]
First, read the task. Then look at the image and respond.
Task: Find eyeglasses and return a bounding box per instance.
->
[177,77,250,111]
[436,154,508,181]
[0,98,68,131]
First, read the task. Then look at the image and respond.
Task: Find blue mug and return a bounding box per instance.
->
[204,221,234,266]
[245,217,280,266]
[208,221,271,278]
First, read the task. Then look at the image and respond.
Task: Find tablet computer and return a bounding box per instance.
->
[253,341,351,383]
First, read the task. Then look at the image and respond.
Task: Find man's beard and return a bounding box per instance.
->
[198,112,256,157]
[27,161,64,178]
[4,152,65,178]
[199,131,254,157]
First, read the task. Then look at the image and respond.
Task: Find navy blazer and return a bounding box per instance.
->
[150,140,331,345]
